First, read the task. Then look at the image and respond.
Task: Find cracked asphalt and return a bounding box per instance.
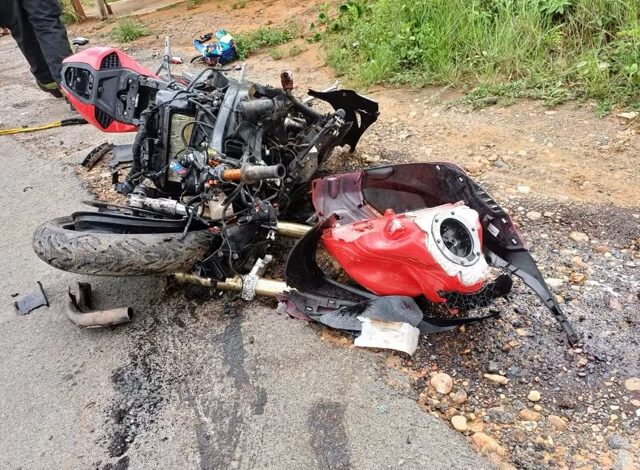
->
[0,37,491,470]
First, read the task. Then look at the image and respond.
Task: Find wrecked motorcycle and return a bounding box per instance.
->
[32,46,578,350]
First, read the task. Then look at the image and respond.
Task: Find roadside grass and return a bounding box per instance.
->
[235,25,296,59]
[288,44,306,57]
[318,0,640,109]
[269,48,284,60]
[157,3,181,11]
[187,0,205,10]
[110,17,150,42]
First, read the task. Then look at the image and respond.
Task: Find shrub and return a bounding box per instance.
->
[110,17,150,43]
[60,0,79,24]
[320,0,640,108]
[235,25,296,59]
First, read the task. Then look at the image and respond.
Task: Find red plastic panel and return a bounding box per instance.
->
[61,48,157,132]
[62,88,138,133]
[321,207,486,302]
[62,47,157,76]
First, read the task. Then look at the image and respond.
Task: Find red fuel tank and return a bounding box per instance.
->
[321,204,489,302]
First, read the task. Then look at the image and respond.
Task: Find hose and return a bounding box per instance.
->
[0,117,87,136]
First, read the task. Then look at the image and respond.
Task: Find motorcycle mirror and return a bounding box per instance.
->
[72,37,89,46]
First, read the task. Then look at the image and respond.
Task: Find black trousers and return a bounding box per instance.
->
[1,0,72,84]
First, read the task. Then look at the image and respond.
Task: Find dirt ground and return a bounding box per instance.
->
[19,1,640,468]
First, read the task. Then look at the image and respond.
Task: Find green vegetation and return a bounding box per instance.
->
[289,44,306,57]
[319,0,640,108]
[235,25,296,59]
[266,43,306,60]
[232,0,247,9]
[60,0,80,24]
[269,48,284,60]
[110,17,150,42]
[187,0,205,9]
[157,3,181,11]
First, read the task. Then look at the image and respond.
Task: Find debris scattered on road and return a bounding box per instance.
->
[547,414,568,431]
[109,144,134,169]
[14,281,49,315]
[451,389,468,404]
[545,277,564,288]
[471,431,506,457]
[66,282,132,328]
[353,317,419,356]
[569,272,588,284]
[81,142,112,170]
[518,408,541,421]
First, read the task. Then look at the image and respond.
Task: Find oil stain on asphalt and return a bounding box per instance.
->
[100,284,268,470]
[308,401,351,470]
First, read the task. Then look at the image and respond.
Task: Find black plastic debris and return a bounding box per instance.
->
[288,293,423,332]
[81,142,112,170]
[109,144,134,169]
[14,281,49,315]
[282,215,501,335]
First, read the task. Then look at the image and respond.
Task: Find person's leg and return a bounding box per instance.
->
[21,0,72,84]
[7,0,57,86]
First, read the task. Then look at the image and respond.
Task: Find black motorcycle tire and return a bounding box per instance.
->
[32,216,214,276]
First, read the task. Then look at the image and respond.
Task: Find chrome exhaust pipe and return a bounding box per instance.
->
[276,221,312,238]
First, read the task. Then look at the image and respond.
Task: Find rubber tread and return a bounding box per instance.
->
[33,216,213,276]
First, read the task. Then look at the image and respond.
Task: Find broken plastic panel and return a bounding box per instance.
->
[310,163,579,345]
[283,217,501,335]
[306,89,379,151]
[14,281,49,315]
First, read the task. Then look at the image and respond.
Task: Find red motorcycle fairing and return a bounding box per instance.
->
[321,204,488,302]
[61,47,158,132]
[309,162,578,344]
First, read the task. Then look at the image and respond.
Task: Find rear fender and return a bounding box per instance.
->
[61,47,159,132]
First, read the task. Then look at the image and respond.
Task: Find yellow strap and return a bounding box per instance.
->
[0,121,63,136]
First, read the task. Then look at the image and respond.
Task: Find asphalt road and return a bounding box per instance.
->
[0,37,492,470]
